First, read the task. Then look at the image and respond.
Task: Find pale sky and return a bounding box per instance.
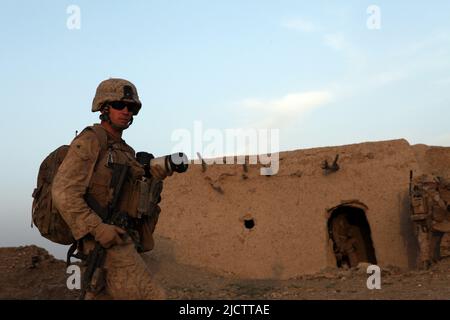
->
[1,0,450,258]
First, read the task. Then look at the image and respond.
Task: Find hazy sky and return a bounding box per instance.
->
[1,1,450,258]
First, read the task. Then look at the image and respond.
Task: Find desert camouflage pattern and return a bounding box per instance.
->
[32,145,75,245]
[52,128,104,240]
[330,213,372,268]
[410,174,450,268]
[82,237,165,300]
[52,124,163,299]
[92,78,142,113]
[330,214,359,267]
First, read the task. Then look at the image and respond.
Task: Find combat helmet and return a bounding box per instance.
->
[421,174,438,184]
[92,78,142,115]
[415,174,439,192]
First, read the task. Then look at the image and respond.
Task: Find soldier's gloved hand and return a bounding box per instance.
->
[92,223,126,248]
[150,164,172,180]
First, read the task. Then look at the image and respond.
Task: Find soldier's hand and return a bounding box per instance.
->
[92,223,126,248]
[150,164,171,180]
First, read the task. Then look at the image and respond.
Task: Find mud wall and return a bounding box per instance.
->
[154,139,449,279]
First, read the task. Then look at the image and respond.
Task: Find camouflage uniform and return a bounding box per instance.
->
[331,214,363,268]
[52,79,165,299]
[410,174,450,269]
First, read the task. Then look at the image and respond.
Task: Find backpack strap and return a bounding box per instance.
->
[66,124,109,266]
[73,125,110,184]
[76,124,109,152]
[89,124,109,152]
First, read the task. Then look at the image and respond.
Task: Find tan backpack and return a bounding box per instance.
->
[31,126,107,245]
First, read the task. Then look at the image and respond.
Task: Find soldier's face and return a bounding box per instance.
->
[107,104,133,129]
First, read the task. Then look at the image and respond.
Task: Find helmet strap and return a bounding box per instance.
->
[127,117,134,127]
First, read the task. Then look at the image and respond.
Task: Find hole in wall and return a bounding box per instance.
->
[244,219,255,229]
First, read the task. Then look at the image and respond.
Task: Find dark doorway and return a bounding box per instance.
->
[328,206,377,268]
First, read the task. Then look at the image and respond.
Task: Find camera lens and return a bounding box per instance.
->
[168,153,189,173]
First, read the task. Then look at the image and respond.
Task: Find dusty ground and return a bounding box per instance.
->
[0,246,78,300]
[0,245,449,300]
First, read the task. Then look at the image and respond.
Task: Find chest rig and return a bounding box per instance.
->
[84,128,163,250]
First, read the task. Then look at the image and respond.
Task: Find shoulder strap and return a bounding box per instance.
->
[65,125,109,267]
[71,125,110,189]
[88,124,109,152]
[76,124,109,152]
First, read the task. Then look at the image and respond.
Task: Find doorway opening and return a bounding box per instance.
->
[328,205,377,268]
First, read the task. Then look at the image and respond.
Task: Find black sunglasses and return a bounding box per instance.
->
[109,101,139,115]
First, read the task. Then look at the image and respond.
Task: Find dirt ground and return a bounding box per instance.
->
[0,245,449,300]
[0,246,78,300]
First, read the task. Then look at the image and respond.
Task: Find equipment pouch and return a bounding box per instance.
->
[412,196,427,215]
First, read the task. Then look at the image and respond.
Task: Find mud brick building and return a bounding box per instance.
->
[156,139,450,279]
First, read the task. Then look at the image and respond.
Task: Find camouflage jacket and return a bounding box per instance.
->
[52,124,161,249]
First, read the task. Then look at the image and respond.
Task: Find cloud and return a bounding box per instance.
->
[322,32,368,76]
[281,18,316,33]
[240,91,333,129]
[323,33,347,51]
[406,31,450,55]
[371,71,408,86]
